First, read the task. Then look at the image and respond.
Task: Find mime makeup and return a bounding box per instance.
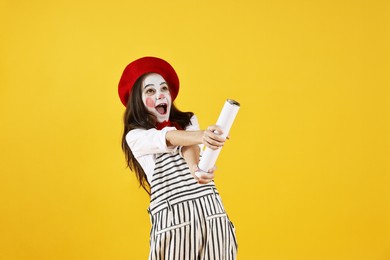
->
[141,73,172,123]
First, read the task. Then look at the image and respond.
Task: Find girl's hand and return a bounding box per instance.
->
[202,125,226,150]
[191,165,216,184]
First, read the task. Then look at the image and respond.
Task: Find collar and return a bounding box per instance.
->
[156,120,182,130]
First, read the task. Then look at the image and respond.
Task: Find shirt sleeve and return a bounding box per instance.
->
[126,127,178,158]
[186,115,200,131]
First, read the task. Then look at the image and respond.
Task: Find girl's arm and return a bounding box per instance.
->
[181,145,214,184]
[165,125,226,149]
[169,125,225,184]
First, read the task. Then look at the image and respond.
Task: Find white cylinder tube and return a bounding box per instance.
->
[197,99,240,173]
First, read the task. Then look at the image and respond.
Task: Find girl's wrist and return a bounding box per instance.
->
[198,130,205,144]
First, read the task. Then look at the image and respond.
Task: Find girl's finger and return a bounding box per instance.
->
[207,165,217,173]
[204,139,223,149]
[196,171,213,179]
[198,179,213,184]
[207,125,223,133]
[203,133,225,149]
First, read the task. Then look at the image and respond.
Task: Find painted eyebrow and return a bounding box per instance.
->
[144,82,167,89]
[143,84,154,89]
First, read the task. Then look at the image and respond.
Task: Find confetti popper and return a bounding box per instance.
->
[197,99,240,175]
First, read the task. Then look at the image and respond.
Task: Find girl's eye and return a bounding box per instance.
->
[161,86,169,91]
[146,89,155,94]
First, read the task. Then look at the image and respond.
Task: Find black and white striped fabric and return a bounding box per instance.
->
[148,152,237,260]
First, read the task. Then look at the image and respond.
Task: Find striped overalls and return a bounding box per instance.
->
[147,152,238,260]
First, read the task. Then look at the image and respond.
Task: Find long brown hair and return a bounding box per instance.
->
[121,74,193,194]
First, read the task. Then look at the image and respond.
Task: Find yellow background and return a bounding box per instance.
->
[1,0,389,259]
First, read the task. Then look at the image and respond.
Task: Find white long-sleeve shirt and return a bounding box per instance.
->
[125,115,200,183]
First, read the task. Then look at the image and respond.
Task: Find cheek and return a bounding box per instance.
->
[145,97,155,108]
[166,92,172,101]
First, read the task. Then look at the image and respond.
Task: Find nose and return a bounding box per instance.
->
[157,93,165,100]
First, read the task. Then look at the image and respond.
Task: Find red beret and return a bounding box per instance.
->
[118,57,180,106]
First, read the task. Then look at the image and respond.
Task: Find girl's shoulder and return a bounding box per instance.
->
[187,114,200,131]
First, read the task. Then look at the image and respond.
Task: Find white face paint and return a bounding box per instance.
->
[141,73,172,123]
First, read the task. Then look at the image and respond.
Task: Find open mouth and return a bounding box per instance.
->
[155,103,168,115]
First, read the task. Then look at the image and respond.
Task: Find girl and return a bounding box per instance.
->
[118,56,237,260]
